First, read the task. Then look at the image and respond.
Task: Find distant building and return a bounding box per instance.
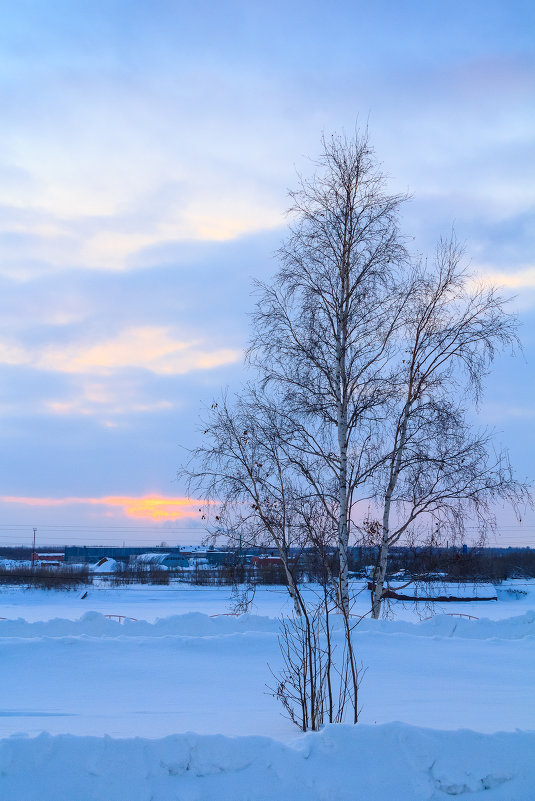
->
[130,552,189,569]
[32,552,64,566]
[251,556,284,567]
[65,546,187,565]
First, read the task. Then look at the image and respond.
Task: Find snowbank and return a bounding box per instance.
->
[0,610,278,638]
[0,609,533,640]
[0,723,533,801]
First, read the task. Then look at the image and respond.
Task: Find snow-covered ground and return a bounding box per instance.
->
[0,580,533,799]
[1,578,531,622]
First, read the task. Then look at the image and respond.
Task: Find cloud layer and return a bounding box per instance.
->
[0,0,533,540]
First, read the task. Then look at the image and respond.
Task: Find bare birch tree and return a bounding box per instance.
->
[181,129,529,731]
[369,239,529,617]
[249,131,408,614]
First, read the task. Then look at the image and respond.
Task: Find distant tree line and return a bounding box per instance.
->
[0,545,533,590]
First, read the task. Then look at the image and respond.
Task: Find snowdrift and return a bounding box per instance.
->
[0,723,533,801]
[0,608,534,640]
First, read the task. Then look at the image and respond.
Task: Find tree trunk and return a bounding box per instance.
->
[338,443,349,615]
[336,330,350,616]
[282,559,302,616]
[371,533,390,619]
[372,400,411,618]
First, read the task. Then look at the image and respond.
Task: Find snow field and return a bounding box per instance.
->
[1,580,532,623]
[0,609,534,738]
[0,583,533,799]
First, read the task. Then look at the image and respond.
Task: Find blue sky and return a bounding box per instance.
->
[0,0,533,545]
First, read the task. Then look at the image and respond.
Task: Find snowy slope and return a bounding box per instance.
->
[1,724,534,801]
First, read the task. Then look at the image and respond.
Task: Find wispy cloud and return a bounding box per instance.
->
[475,266,535,290]
[0,326,242,376]
[44,395,174,419]
[0,495,209,522]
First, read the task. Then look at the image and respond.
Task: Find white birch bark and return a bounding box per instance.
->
[336,321,350,616]
[372,398,411,619]
[281,554,302,616]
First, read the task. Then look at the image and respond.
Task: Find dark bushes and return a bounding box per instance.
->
[0,564,91,590]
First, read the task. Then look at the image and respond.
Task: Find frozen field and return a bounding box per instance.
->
[0,581,534,799]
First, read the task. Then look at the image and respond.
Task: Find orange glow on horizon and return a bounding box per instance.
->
[0,494,212,522]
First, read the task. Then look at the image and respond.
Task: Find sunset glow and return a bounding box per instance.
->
[103,496,209,521]
[0,495,208,522]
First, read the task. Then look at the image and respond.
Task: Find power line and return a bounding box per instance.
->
[0,522,208,531]
[1,519,534,530]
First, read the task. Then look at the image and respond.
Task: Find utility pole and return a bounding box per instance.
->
[31,527,36,569]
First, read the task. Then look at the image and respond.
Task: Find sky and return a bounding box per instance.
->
[0,0,533,547]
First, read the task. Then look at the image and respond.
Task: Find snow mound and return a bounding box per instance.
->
[0,611,280,639]
[89,558,118,573]
[0,723,532,801]
[0,610,534,641]
[0,559,32,569]
[369,610,535,640]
